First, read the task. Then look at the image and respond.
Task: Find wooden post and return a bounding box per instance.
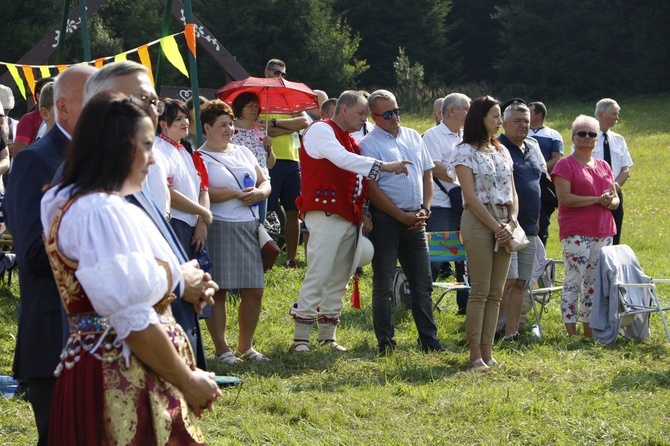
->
[183,0,203,147]
[56,0,72,64]
[79,0,91,61]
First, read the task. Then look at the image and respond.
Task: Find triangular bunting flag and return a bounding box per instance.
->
[185,24,197,58]
[39,66,51,79]
[137,45,154,85]
[94,58,105,68]
[160,35,188,78]
[114,53,128,62]
[6,64,26,99]
[21,65,36,98]
[57,65,68,73]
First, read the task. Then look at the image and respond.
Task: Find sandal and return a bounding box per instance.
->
[216,351,242,365]
[469,358,490,371]
[319,340,348,352]
[486,358,498,367]
[236,348,271,362]
[289,342,310,354]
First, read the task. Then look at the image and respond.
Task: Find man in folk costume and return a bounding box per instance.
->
[290,90,411,353]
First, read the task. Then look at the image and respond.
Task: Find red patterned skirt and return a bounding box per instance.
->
[48,305,205,445]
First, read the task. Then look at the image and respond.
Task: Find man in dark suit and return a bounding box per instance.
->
[82,61,216,370]
[3,65,96,446]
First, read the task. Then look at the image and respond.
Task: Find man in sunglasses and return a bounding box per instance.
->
[262,58,309,268]
[359,89,446,355]
[593,98,632,245]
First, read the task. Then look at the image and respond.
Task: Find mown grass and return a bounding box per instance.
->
[2,95,670,445]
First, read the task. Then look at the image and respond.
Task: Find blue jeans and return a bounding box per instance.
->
[369,208,441,349]
[426,207,468,312]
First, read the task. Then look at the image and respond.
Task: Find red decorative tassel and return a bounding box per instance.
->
[350,272,361,309]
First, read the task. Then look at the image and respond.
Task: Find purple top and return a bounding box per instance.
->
[551,155,616,240]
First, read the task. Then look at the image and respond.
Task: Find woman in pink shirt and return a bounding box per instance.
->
[552,115,619,337]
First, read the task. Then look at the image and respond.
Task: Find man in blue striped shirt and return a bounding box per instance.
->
[360,89,445,354]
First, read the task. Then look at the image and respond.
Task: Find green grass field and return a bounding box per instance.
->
[2,95,670,445]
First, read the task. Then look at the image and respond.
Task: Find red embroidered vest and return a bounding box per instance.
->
[296,120,367,225]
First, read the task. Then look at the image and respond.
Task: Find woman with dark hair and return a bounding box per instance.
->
[231,92,275,223]
[552,115,618,337]
[155,98,212,259]
[199,100,272,363]
[451,96,517,371]
[41,92,220,445]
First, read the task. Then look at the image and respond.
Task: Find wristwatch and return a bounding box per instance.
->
[271,118,277,127]
[420,204,431,217]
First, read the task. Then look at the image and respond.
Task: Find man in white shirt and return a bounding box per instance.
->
[593,98,632,245]
[291,90,409,354]
[423,92,471,314]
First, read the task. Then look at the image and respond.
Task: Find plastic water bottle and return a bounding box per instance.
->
[243,173,258,208]
[530,324,541,339]
[195,248,213,273]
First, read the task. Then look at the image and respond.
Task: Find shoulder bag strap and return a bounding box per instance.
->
[200,151,258,222]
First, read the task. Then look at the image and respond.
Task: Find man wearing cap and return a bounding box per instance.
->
[290,90,410,353]
[496,99,545,341]
[262,58,309,268]
[423,92,471,314]
[360,89,446,355]
[593,98,632,245]
[528,101,564,246]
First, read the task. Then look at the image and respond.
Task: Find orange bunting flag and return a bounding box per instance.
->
[21,65,36,98]
[57,65,68,73]
[94,58,105,68]
[6,64,26,99]
[185,24,197,58]
[137,45,154,85]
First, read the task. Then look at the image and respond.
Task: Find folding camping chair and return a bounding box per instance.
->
[526,238,562,337]
[591,244,670,344]
[427,231,470,311]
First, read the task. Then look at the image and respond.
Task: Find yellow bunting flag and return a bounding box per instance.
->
[21,66,36,98]
[6,64,26,99]
[39,66,51,79]
[185,24,197,58]
[137,45,154,85]
[114,53,127,62]
[160,35,188,78]
[57,65,68,73]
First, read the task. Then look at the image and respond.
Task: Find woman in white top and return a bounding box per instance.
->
[41,93,220,444]
[452,96,517,371]
[231,92,275,223]
[155,99,213,259]
[199,100,272,363]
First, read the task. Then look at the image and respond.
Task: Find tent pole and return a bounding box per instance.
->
[183,0,202,147]
[154,0,173,97]
[79,0,91,61]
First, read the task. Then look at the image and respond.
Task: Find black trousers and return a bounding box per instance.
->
[612,189,624,245]
[27,376,56,446]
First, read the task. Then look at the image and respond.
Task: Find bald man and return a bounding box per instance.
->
[432,98,444,126]
[4,65,96,446]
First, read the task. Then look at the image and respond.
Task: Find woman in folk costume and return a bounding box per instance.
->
[41,92,220,445]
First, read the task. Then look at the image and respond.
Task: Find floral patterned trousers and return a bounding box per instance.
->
[561,234,612,323]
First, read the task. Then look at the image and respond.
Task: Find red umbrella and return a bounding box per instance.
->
[216,76,318,115]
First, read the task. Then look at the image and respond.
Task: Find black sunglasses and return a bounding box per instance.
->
[573,131,598,138]
[272,69,286,77]
[373,108,402,120]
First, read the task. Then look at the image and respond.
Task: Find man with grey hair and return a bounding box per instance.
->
[290,90,410,354]
[4,64,96,446]
[360,89,445,355]
[423,92,471,314]
[593,98,632,245]
[82,61,217,371]
[496,99,545,341]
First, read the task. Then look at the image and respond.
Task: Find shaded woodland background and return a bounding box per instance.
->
[2,0,669,112]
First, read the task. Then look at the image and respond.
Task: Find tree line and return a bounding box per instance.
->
[2,0,669,109]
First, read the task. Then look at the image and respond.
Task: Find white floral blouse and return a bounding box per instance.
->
[232,124,268,172]
[451,143,514,206]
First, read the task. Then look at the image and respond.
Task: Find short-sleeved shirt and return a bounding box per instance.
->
[451,143,514,206]
[359,126,434,211]
[551,155,616,240]
[263,113,300,162]
[200,144,260,222]
[592,129,633,179]
[499,134,543,235]
[422,123,461,208]
[529,126,564,162]
[14,108,42,145]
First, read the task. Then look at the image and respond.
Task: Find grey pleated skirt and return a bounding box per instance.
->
[209,219,264,289]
